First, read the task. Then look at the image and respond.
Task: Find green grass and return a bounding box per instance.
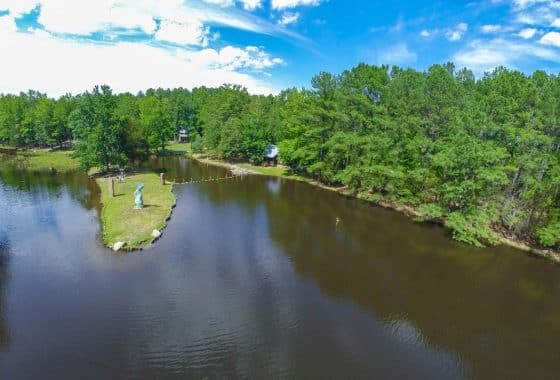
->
[0,149,80,172]
[96,172,176,249]
[165,142,191,154]
[237,163,309,182]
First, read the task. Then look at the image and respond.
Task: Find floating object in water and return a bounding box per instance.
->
[336,217,340,226]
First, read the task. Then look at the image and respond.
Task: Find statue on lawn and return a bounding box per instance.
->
[134,183,144,209]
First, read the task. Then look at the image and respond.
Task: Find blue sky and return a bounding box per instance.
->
[1,0,560,96]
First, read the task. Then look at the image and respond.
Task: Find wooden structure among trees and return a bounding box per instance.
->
[264,144,279,166]
[177,129,188,143]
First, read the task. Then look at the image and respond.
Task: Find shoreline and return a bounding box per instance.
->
[4,147,558,261]
[191,155,560,264]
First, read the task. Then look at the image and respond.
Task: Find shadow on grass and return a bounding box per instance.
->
[157,150,188,157]
[91,167,166,179]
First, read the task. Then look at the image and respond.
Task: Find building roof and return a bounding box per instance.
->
[265,144,279,159]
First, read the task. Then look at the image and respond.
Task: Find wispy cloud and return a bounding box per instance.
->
[518,27,538,38]
[481,24,501,33]
[453,37,560,74]
[270,0,322,10]
[540,31,560,47]
[278,12,300,26]
[420,29,431,37]
[420,28,438,38]
[445,22,468,41]
[378,43,417,65]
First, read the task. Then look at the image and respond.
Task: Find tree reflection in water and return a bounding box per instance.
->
[0,233,10,348]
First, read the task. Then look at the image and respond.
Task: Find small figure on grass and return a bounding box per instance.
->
[134,183,144,209]
[118,168,125,183]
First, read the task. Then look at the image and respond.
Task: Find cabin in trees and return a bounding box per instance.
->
[177,129,188,143]
[264,144,279,166]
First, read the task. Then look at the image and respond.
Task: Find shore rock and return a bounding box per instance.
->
[230,166,254,176]
[112,241,125,252]
[151,229,161,239]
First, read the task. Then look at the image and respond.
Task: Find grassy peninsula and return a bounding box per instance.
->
[96,172,175,250]
[0,147,176,251]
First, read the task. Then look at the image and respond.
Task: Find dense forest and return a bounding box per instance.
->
[0,63,559,250]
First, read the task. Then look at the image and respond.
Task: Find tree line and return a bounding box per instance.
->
[0,63,559,249]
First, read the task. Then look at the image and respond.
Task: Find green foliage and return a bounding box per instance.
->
[70,85,127,171]
[2,63,560,251]
[444,210,501,248]
[191,133,204,153]
[139,96,174,151]
[535,223,560,247]
[417,203,445,220]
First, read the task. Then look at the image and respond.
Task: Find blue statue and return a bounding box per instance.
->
[134,183,144,209]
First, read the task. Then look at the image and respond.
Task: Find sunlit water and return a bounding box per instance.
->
[0,157,559,379]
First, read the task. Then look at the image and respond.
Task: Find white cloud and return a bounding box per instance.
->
[450,1,560,74]
[0,0,38,16]
[239,0,262,10]
[445,22,468,42]
[0,26,280,96]
[0,0,298,41]
[0,14,17,32]
[191,45,284,70]
[270,0,322,10]
[278,12,300,26]
[551,17,560,27]
[540,31,560,46]
[453,38,560,74]
[420,29,438,38]
[512,0,550,10]
[34,0,157,35]
[202,0,261,10]
[378,43,417,65]
[155,18,210,46]
[481,24,501,33]
[202,0,235,7]
[518,27,537,38]
[513,2,557,25]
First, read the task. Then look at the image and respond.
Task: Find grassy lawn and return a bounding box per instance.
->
[164,142,191,154]
[96,172,176,249]
[236,163,309,182]
[0,149,80,172]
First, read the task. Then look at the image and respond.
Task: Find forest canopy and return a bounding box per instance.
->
[0,63,559,250]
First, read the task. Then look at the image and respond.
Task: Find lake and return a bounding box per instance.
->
[1,156,559,379]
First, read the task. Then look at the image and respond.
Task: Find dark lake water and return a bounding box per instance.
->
[0,156,559,379]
